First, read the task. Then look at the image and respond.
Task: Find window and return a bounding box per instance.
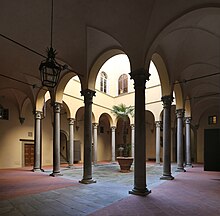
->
[208,115,217,125]
[100,71,108,93]
[118,74,128,95]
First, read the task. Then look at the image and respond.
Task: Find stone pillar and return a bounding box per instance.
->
[155,121,161,164]
[131,124,135,158]
[79,89,96,184]
[68,118,74,168]
[175,109,186,172]
[50,102,62,176]
[160,95,174,180]
[33,111,43,172]
[129,68,151,196]
[93,123,98,165]
[185,117,192,167]
[111,126,116,162]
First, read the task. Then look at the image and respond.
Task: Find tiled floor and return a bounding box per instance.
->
[0,163,219,216]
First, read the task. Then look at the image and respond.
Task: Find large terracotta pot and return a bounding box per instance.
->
[117,157,134,172]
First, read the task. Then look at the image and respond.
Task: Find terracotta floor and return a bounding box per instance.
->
[0,164,220,215]
[90,165,220,216]
[0,167,78,200]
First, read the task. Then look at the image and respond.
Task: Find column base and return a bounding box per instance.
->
[185,163,193,168]
[67,165,74,168]
[175,167,186,172]
[32,168,44,172]
[79,178,96,184]
[129,188,151,196]
[50,172,63,177]
[160,175,174,180]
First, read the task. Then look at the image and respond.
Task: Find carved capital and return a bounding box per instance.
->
[68,118,75,125]
[81,89,96,105]
[35,111,43,119]
[93,123,98,129]
[129,68,150,89]
[176,109,184,118]
[155,121,162,128]
[111,126,116,132]
[161,95,173,108]
[53,102,61,113]
[130,124,135,130]
[185,117,191,124]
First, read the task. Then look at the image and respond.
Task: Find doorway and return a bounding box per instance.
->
[24,144,34,166]
[204,129,220,171]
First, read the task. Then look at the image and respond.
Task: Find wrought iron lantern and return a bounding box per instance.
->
[39,0,64,88]
[39,47,62,88]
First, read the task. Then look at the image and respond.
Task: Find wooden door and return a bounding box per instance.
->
[204,129,220,171]
[24,144,34,166]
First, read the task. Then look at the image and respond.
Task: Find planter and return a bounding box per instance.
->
[117,157,134,173]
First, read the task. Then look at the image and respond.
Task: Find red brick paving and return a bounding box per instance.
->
[90,165,220,216]
[0,167,77,200]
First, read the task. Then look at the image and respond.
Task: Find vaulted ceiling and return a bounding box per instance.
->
[0,0,219,123]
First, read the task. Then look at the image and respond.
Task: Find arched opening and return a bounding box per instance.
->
[145,110,156,161]
[98,113,112,162]
[116,117,131,157]
[60,131,68,164]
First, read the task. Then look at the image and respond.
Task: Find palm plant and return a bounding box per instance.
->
[112,104,134,157]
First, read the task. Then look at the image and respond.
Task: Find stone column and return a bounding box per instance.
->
[185,117,192,167]
[160,95,174,180]
[93,123,98,165]
[50,102,62,176]
[68,118,74,168]
[131,124,135,158]
[33,111,43,172]
[129,68,151,196]
[155,121,161,164]
[111,126,116,162]
[79,89,96,184]
[175,109,186,172]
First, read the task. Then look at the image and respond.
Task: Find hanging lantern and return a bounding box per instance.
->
[39,47,62,88]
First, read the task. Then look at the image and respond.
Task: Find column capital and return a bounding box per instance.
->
[68,118,75,125]
[129,68,150,89]
[35,111,43,119]
[111,126,116,131]
[185,117,191,124]
[53,102,61,113]
[130,124,135,129]
[161,95,173,108]
[155,121,162,128]
[176,109,185,118]
[93,123,98,129]
[81,89,96,105]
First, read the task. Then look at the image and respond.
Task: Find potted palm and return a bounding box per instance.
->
[112,104,134,172]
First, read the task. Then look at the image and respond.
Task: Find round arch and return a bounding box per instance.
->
[174,82,184,110]
[97,112,113,128]
[151,53,171,96]
[35,87,49,111]
[185,96,191,118]
[88,49,125,90]
[56,71,79,103]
